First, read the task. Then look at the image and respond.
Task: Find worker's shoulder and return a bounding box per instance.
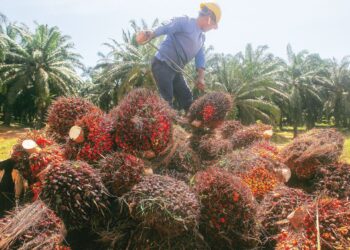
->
[170,15,193,24]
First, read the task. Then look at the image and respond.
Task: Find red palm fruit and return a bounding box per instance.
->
[109,88,175,156]
[64,112,114,164]
[188,92,233,129]
[47,96,101,140]
[193,167,259,249]
[276,198,350,250]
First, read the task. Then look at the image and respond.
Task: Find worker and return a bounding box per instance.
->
[136,2,221,111]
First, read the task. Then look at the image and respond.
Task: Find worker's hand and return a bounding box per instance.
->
[196,77,205,92]
[136,30,154,45]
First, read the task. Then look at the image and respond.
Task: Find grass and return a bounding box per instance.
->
[0,124,29,160]
[0,137,17,160]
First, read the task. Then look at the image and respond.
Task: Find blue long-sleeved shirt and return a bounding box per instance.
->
[153,16,205,69]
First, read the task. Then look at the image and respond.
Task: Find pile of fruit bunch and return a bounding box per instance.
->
[193,167,259,249]
[280,128,344,180]
[97,152,145,196]
[188,92,233,129]
[230,123,273,149]
[47,96,101,142]
[276,198,350,250]
[257,185,311,248]
[250,140,281,162]
[41,160,110,229]
[109,88,175,159]
[0,201,66,250]
[312,163,350,199]
[218,149,281,200]
[64,111,114,164]
[123,174,200,237]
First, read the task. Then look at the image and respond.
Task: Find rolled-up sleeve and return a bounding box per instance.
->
[195,47,205,69]
[153,17,186,37]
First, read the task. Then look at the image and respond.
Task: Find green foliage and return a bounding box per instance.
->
[0,16,82,126]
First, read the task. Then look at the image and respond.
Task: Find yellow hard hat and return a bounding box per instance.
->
[200,2,222,23]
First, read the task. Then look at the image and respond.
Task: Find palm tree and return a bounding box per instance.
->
[315,56,350,127]
[0,23,83,126]
[278,44,324,137]
[94,19,161,107]
[209,44,283,124]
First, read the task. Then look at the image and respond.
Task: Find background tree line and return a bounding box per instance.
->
[1,14,349,137]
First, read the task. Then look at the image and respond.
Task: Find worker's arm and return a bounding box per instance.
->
[195,47,205,91]
[136,17,186,45]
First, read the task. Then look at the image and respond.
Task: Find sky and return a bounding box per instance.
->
[1,0,350,68]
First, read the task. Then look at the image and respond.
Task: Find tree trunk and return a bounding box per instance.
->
[3,102,12,126]
[279,114,284,131]
[293,124,298,138]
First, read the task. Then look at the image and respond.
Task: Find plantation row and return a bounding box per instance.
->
[0,88,348,249]
[1,14,350,136]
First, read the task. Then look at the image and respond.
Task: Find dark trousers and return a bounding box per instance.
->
[151,57,193,111]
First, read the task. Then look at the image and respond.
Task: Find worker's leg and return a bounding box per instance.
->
[151,58,176,107]
[173,73,193,111]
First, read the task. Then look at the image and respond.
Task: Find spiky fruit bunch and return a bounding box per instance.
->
[110,88,175,157]
[64,112,114,164]
[97,152,145,196]
[276,198,350,250]
[312,163,350,199]
[123,174,200,237]
[47,96,100,139]
[41,160,110,229]
[196,131,233,161]
[219,120,243,139]
[258,185,311,247]
[218,149,284,199]
[11,130,63,183]
[230,123,273,149]
[250,140,281,162]
[193,167,259,249]
[188,92,233,129]
[280,128,344,180]
[0,201,66,250]
[155,142,201,182]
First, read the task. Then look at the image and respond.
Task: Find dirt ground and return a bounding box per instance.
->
[0,125,30,160]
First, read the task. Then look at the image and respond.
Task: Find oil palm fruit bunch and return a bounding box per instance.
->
[193,167,259,249]
[257,185,311,248]
[123,174,200,237]
[218,149,283,200]
[47,96,101,141]
[312,163,350,199]
[276,198,350,250]
[280,128,344,180]
[0,201,66,250]
[109,88,175,159]
[154,125,201,182]
[64,112,114,164]
[97,152,145,196]
[230,123,273,149]
[11,130,64,183]
[196,131,233,161]
[188,92,233,129]
[219,120,243,139]
[41,160,110,229]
